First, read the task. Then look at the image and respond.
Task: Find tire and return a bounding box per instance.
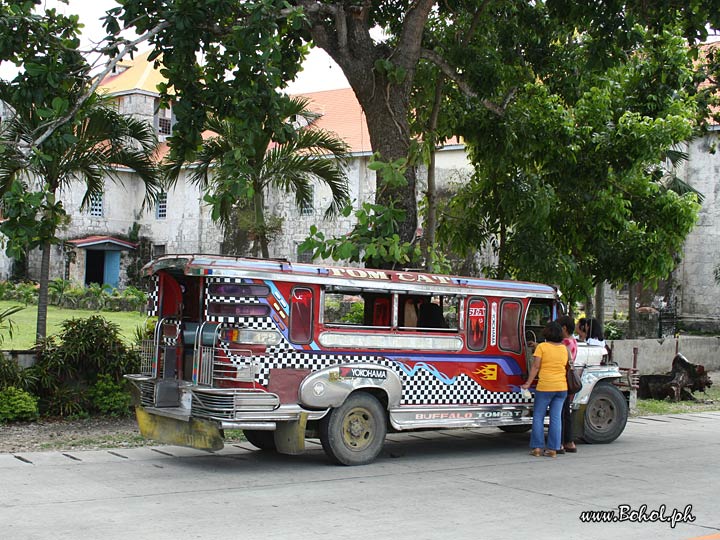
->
[582,383,628,444]
[498,424,532,434]
[243,429,277,451]
[319,392,387,466]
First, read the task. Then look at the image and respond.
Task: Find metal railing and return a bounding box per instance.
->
[195,345,256,386]
[139,340,155,376]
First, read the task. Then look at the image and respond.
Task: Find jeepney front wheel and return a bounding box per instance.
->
[583,382,628,444]
[319,392,387,466]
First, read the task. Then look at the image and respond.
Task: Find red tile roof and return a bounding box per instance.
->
[294,88,371,154]
[67,236,137,249]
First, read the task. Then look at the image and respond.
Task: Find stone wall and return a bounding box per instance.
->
[676,129,720,331]
[609,335,720,375]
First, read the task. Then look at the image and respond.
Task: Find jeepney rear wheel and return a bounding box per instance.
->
[243,429,277,451]
[582,382,628,444]
[319,392,387,466]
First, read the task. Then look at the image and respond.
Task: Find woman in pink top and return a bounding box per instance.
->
[558,315,578,453]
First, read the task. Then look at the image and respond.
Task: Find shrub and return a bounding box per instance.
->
[12,282,38,306]
[0,386,39,423]
[0,356,37,391]
[89,374,132,417]
[48,278,72,306]
[0,304,23,346]
[30,315,141,417]
[604,320,624,340]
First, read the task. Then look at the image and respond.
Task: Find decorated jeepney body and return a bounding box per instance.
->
[126,255,631,465]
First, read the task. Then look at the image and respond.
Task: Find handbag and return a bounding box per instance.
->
[566,349,583,394]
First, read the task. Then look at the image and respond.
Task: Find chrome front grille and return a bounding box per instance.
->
[192,392,235,419]
[191,389,280,420]
[139,381,155,407]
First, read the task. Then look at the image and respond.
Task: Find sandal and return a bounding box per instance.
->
[564,444,578,453]
[530,448,542,457]
[543,449,557,458]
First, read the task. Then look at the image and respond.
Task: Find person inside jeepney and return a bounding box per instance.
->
[417,301,447,329]
[557,315,578,454]
[403,298,419,327]
[521,320,568,458]
[577,317,605,347]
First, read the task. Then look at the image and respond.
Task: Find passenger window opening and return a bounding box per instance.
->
[415,295,458,331]
[323,290,392,329]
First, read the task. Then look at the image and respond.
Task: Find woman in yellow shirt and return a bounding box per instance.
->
[521,320,568,457]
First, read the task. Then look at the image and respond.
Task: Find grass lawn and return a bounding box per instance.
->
[0,300,147,349]
[634,387,720,415]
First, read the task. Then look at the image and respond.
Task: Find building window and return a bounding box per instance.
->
[300,185,314,216]
[158,117,172,136]
[152,244,166,258]
[88,192,104,217]
[156,192,167,219]
[296,245,313,264]
[156,105,173,137]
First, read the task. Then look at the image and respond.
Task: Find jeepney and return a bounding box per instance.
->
[125,255,631,465]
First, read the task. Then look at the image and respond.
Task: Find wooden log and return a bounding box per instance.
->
[637,353,713,401]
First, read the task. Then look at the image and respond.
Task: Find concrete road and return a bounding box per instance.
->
[1,412,719,540]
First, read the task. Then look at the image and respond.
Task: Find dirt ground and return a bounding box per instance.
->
[0,416,143,454]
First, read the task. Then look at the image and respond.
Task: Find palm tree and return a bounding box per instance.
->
[167,96,350,258]
[0,94,162,342]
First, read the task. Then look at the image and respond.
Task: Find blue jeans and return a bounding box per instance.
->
[530,390,568,451]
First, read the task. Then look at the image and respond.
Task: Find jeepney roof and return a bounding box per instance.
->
[143,254,559,299]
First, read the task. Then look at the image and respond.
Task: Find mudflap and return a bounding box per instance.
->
[572,404,586,440]
[274,412,308,455]
[135,406,224,452]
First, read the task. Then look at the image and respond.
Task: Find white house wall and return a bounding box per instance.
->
[139,168,222,255]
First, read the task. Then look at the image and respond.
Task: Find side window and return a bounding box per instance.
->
[323,291,392,329]
[290,287,314,343]
[467,297,488,350]
[498,300,522,353]
[415,295,458,331]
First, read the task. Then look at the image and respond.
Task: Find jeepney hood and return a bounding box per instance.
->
[575,343,608,368]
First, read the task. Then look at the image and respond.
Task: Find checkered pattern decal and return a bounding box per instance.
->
[216,327,526,406]
[204,277,263,323]
[194,276,527,406]
[147,275,159,316]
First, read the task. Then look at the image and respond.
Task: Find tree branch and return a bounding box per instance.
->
[420,48,509,116]
[24,21,169,156]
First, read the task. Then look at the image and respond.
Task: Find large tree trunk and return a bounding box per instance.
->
[305,0,435,264]
[36,241,51,343]
[253,188,269,258]
[595,282,605,327]
[422,76,444,271]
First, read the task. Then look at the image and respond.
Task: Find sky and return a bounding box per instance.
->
[0,0,350,93]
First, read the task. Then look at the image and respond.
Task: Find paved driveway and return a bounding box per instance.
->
[2,412,719,540]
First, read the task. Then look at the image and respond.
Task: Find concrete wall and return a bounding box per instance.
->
[608,335,720,375]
